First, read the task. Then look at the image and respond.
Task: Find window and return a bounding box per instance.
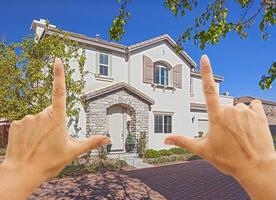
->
[153,65,169,86]
[99,53,109,76]
[154,114,172,133]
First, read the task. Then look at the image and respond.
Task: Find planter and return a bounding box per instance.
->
[125,143,135,152]
[107,144,112,153]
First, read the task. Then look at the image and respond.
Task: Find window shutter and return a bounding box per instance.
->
[173,64,182,89]
[143,55,154,84]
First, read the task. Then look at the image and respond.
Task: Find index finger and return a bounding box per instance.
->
[200,55,221,122]
[52,58,66,117]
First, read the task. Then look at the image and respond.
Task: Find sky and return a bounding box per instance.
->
[1,0,275,101]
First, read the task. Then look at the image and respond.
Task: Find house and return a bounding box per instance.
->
[31,19,233,151]
[234,96,276,135]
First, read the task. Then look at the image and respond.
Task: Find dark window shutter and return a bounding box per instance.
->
[173,64,182,89]
[143,55,154,84]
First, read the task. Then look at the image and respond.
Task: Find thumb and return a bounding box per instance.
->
[70,135,111,157]
[165,134,202,155]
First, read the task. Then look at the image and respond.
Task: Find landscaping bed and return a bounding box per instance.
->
[143,148,197,165]
[58,157,128,178]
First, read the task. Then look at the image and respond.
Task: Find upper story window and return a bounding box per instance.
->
[153,64,169,86]
[99,53,109,76]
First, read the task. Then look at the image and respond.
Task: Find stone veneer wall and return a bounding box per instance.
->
[85,89,150,145]
[263,104,276,125]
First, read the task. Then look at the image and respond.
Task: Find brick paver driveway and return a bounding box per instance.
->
[31,160,250,200]
[124,160,250,200]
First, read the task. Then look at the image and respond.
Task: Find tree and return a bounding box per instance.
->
[110,0,276,89]
[0,27,87,127]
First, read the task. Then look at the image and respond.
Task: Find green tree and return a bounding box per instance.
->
[0,27,87,127]
[110,0,276,89]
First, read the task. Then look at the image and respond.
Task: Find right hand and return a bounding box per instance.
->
[165,55,275,178]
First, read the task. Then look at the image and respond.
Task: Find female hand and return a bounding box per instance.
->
[165,55,276,200]
[0,58,110,199]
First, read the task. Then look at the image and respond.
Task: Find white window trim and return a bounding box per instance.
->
[154,113,173,134]
[95,52,113,82]
[154,64,169,86]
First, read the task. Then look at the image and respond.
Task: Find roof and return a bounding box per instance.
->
[191,71,224,82]
[128,34,196,67]
[31,20,196,68]
[84,82,155,105]
[234,96,276,106]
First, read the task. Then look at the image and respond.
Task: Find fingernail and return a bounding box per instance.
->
[201,54,208,59]
[55,57,61,62]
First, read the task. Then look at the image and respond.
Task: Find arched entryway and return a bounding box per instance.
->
[106,104,135,151]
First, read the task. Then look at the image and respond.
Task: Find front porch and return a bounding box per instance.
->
[84,82,155,153]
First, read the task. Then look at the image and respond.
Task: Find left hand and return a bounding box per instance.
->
[2,58,111,180]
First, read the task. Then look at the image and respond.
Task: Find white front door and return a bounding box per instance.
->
[107,105,131,151]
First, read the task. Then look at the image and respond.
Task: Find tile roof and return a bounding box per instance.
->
[234,96,276,106]
[31,19,197,68]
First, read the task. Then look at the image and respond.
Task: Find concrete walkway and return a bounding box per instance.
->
[107,153,153,169]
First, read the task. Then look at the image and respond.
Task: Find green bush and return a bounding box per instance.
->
[158,149,173,156]
[0,148,5,156]
[138,132,147,157]
[144,154,194,165]
[144,149,160,158]
[58,158,128,178]
[169,147,188,154]
[187,155,202,161]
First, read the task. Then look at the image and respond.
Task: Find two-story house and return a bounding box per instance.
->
[31,19,233,151]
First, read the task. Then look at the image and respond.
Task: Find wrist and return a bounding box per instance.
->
[0,161,46,199]
[233,153,276,200]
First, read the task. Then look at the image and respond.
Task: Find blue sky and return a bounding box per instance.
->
[1,0,275,101]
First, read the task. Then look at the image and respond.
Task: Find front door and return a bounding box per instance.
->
[107,105,131,151]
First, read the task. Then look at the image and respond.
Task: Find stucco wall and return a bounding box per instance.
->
[129,42,193,149]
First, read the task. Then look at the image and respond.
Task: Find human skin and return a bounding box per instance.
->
[165,55,276,200]
[0,58,111,200]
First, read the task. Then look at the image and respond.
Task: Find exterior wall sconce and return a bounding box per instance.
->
[192,116,195,123]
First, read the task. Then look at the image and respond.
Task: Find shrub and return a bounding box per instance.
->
[169,147,188,155]
[144,154,194,165]
[0,148,5,156]
[158,149,173,156]
[98,146,107,160]
[144,149,160,158]
[138,132,147,157]
[58,158,128,178]
[187,155,202,161]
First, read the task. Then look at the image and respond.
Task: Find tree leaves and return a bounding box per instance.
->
[0,29,87,121]
[259,61,276,90]
[110,0,275,89]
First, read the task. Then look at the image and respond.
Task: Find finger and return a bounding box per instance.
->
[200,55,221,122]
[249,99,265,115]
[165,134,203,155]
[52,58,66,117]
[235,103,250,111]
[70,135,111,157]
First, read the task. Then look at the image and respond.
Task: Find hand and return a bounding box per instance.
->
[0,58,110,199]
[165,55,275,179]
